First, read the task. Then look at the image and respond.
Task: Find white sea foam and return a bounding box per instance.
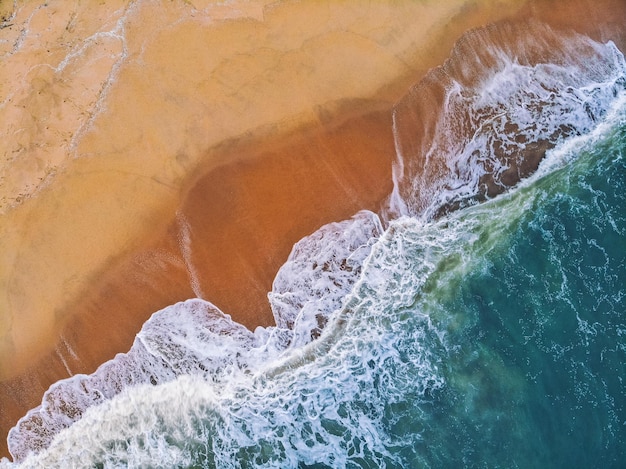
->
[6,211,385,463]
[4,170,557,467]
[267,210,383,347]
[389,23,626,220]
[7,212,455,468]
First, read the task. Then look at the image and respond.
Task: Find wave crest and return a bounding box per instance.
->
[389,20,626,219]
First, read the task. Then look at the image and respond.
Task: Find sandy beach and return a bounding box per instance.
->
[1,0,625,460]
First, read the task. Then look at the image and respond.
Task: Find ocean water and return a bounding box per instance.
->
[3,23,626,468]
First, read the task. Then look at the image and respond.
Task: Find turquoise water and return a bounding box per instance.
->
[3,25,626,469]
[413,124,626,467]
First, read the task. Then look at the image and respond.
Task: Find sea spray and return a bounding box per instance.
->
[5,205,512,468]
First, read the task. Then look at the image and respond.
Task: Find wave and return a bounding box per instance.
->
[389,20,626,219]
[3,20,626,467]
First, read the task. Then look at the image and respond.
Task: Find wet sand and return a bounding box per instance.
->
[0,103,398,459]
[1,0,508,380]
[1,0,625,460]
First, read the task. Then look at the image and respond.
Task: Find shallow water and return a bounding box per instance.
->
[3,18,626,469]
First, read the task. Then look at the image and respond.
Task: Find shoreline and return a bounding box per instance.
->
[0,99,398,461]
[2,0,625,460]
[1,0,514,382]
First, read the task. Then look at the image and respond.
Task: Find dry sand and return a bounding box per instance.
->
[1,0,624,460]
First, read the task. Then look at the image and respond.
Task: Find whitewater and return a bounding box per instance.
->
[3,21,626,468]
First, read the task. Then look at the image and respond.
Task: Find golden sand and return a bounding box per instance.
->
[1,0,624,459]
[0,0,523,381]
